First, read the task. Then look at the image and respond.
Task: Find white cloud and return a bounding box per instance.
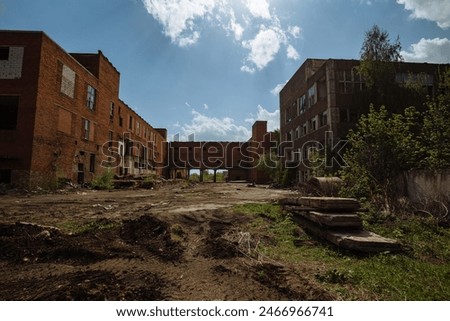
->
[142,0,302,72]
[288,25,301,38]
[203,103,209,110]
[397,0,450,29]
[242,26,283,71]
[245,0,271,20]
[246,105,280,132]
[271,81,287,95]
[287,44,300,60]
[179,110,251,141]
[174,105,280,141]
[240,65,255,74]
[402,38,450,63]
[227,10,244,40]
[142,0,216,46]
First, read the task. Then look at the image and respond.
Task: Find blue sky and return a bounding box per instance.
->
[1,0,449,141]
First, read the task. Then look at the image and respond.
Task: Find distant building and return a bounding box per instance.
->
[280,58,448,183]
[168,120,275,184]
[0,30,167,188]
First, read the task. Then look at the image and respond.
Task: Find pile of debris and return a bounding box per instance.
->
[280,197,402,253]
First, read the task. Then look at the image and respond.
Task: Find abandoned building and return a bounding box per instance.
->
[0,30,278,188]
[168,120,275,184]
[280,58,449,183]
[0,30,168,188]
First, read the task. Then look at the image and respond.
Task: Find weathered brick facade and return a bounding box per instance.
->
[280,58,449,183]
[0,31,167,188]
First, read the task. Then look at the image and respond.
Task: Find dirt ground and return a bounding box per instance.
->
[0,182,335,301]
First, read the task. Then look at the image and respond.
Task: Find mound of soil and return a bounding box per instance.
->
[120,215,184,262]
[1,270,166,301]
[201,220,241,259]
[0,223,109,264]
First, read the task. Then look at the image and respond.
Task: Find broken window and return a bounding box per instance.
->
[321,112,328,127]
[0,169,11,184]
[60,64,76,98]
[89,153,96,173]
[0,47,24,79]
[110,102,114,121]
[340,109,349,123]
[82,119,90,140]
[0,96,19,130]
[86,85,96,110]
[299,95,306,114]
[108,131,113,148]
[128,116,133,130]
[307,84,317,107]
[0,47,9,60]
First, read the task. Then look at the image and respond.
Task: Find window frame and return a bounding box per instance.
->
[82,118,90,140]
[86,85,96,110]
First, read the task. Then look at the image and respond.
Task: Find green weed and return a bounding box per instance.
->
[60,219,118,234]
[232,203,450,300]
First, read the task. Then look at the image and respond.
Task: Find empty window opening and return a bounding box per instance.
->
[0,96,19,130]
[0,169,11,184]
[89,153,96,173]
[110,102,114,121]
[0,47,9,60]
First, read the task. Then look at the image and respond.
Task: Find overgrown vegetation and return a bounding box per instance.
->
[233,203,450,300]
[90,169,114,190]
[338,25,450,216]
[340,68,450,209]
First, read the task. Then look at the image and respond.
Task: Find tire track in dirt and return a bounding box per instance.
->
[0,183,335,301]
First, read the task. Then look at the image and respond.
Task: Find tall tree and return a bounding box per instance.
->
[359,25,403,103]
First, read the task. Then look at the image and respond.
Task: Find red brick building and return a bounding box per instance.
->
[280,58,449,183]
[0,30,167,188]
[168,120,275,184]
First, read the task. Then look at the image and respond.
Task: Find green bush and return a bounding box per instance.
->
[90,169,114,190]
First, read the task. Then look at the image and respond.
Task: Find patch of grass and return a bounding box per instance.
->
[60,219,119,235]
[232,203,450,300]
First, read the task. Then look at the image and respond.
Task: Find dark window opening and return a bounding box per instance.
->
[0,96,19,130]
[0,169,12,184]
[89,154,96,173]
[128,116,133,130]
[108,131,113,148]
[110,102,114,121]
[77,163,84,185]
[0,47,9,60]
[340,109,349,123]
